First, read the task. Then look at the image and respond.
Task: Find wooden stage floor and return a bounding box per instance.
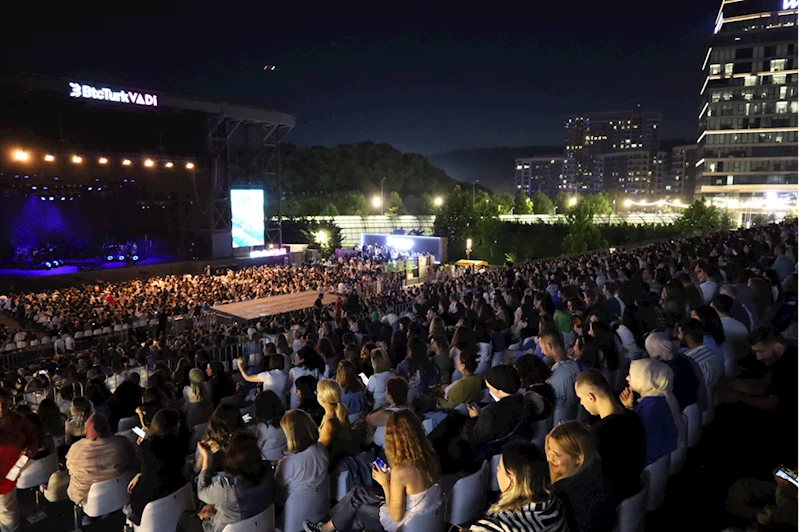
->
[210,290,340,321]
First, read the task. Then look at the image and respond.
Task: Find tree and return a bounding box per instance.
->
[532,191,555,214]
[513,193,533,215]
[581,192,613,215]
[433,185,499,260]
[562,202,608,254]
[554,192,570,215]
[495,193,515,215]
[320,203,340,216]
[336,192,369,215]
[386,191,406,215]
[674,199,722,235]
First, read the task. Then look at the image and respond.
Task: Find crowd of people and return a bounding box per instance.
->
[0,219,796,532]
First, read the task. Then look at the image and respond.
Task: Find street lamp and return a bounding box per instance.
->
[372,196,382,209]
[569,197,578,206]
[466,238,473,260]
[434,196,443,207]
[624,199,633,208]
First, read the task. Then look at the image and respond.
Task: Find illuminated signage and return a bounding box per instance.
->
[785,0,799,9]
[386,236,414,250]
[69,82,158,107]
[249,248,287,258]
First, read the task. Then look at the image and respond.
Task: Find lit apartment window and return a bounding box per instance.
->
[773,74,787,84]
[776,101,788,114]
[744,75,757,87]
[770,59,787,72]
[710,64,722,75]
[724,63,733,75]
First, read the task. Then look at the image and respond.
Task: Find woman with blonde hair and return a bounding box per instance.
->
[367,348,395,409]
[546,421,616,532]
[64,396,93,447]
[471,440,568,532]
[183,368,209,406]
[275,409,329,501]
[619,358,681,466]
[304,409,442,532]
[316,379,353,459]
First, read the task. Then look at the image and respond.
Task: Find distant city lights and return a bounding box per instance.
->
[13,150,28,162]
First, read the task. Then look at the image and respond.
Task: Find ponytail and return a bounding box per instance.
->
[335,401,349,426]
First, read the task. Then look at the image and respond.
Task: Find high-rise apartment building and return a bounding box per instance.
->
[671,144,698,199]
[514,157,568,198]
[697,0,798,202]
[594,150,656,195]
[564,109,661,193]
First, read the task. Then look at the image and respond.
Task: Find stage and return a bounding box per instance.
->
[0,255,175,279]
[211,290,340,322]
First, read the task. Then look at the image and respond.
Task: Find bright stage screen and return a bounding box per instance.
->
[230,189,265,248]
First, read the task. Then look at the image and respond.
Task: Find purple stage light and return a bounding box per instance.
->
[118,256,125,261]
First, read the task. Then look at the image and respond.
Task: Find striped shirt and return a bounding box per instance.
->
[470,496,570,532]
[685,344,724,409]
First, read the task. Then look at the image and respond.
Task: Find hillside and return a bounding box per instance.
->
[427,145,563,194]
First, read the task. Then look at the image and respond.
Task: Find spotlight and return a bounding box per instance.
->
[107,255,114,261]
[87,187,93,191]
[122,159,132,166]
[40,196,45,201]
[45,262,52,269]
[99,157,108,164]
[32,186,37,190]
[132,255,139,261]
[60,197,65,201]
[44,154,55,162]
[118,255,125,261]
[144,159,154,167]
[72,155,82,164]
[48,196,54,201]
[13,150,28,162]
[185,162,195,169]
[165,162,174,168]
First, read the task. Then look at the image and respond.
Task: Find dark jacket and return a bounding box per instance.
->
[553,460,617,532]
[128,434,190,524]
[467,394,535,463]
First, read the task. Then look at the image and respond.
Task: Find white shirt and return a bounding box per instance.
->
[720,316,749,377]
[258,369,289,406]
[275,443,329,499]
[368,370,395,409]
[685,344,725,412]
[546,359,581,424]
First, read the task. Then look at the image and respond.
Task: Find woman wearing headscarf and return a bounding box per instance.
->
[183,368,213,427]
[619,358,681,466]
[66,413,135,522]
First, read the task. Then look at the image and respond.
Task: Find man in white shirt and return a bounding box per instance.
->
[679,319,724,423]
[540,331,581,425]
[711,294,750,378]
[291,329,304,354]
[695,261,719,304]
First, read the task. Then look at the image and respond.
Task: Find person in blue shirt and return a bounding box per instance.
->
[620,359,681,466]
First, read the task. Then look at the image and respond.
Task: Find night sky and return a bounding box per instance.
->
[3,0,721,155]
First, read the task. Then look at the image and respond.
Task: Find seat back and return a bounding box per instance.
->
[615,470,649,532]
[453,403,469,416]
[16,453,59,490]
[116,430,139,445]
[282,480,330,532]
[532,416,552,449]
[488,454,501,491]
[221,505,275,532]
[683,403,701,448]
[191,422,209,450]
[117,415,139,432]
[373,426,386,447]
[133,483,195,532]
[447,460,489,526]
[670,414,688,476]
[82,470,136,517]
[643,454,670,511]
[333,470,349,502]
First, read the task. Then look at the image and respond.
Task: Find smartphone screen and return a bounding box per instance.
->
[131,427,146,439]
[373,458,387,471]
[358,373,369,386]
[242,413,252,423]
[776,467,799,487]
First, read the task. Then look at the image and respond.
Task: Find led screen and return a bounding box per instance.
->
[230,189,265,248]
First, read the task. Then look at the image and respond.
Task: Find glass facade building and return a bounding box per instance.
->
[697,0,798,206]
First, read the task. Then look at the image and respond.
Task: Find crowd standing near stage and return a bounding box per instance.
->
[0,220,796,532]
